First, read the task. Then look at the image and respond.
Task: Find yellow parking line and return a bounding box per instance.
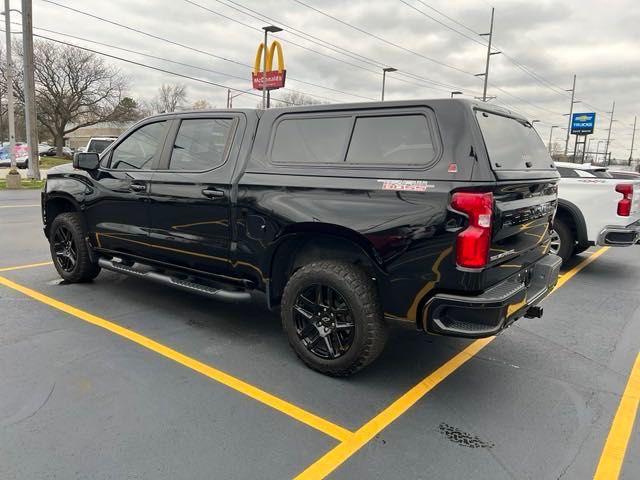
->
[0,204,40,208]
[593,353,640,480]
[0,275,353,442]
[0,261,53,272]
[554,247,609,289]
[294,247,609,480]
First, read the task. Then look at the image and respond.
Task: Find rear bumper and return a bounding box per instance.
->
[596,220,640,246]
[422,254,562,338]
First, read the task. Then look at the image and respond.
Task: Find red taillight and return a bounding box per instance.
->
[616,183,633,217]
[451,192,493,269]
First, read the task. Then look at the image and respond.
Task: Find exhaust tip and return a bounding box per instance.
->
[524,306,543,319]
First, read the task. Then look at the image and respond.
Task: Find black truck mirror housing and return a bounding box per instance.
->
[73,152,100,171]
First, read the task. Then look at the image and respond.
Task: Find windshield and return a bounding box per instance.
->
[476,111,554,171]
[88,139,114,153]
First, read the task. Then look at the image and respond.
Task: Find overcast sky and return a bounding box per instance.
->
[6,0,640,158]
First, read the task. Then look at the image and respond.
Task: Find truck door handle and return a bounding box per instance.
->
[202,188,225,199]
[130,183,146,192]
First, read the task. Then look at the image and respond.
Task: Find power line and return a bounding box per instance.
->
[2,28,297,105]
[292,0,479,78]
[23,23,340,104]
[39,0,375,101]
[398,0,487,47]
[188,0,481,95]
[413,0,482,36]
[402,0,614,118]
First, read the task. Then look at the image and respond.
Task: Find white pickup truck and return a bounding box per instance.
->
[551,162,640,262]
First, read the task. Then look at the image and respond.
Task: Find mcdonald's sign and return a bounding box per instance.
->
[252,40,286,90]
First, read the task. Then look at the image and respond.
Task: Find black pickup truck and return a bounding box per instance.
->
[42,99,561,376]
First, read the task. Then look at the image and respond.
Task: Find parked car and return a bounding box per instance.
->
[608,169,640,180]
[84,137,116,154]
[39,143,55,156]
[552,162,640,262]
[43,100,562,376]
[0,142,29,168]
[45,145,74,159]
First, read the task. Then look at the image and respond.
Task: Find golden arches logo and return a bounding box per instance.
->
[254,40,285,73]
[251,41,286,90]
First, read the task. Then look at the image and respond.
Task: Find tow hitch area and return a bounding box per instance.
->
[524,306,543,318]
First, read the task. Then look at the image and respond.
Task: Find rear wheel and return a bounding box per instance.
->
[49,212,100,282]
[550,218,574,264]
[281,261,387,377]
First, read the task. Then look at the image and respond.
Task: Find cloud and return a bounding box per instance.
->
[13,0,640,158]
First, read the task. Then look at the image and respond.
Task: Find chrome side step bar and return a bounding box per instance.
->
[97,258,251,303]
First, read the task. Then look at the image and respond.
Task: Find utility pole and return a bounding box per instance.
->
[476,8,500,102]
[564,74,576,155]
[548,125,559,154]
[604,101,615,165]
[629,115,637,166]
[3,0,20,187]
[22,0,39,180]
[381,67,397,101]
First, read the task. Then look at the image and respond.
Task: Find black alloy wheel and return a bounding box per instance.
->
[52,224,78,273]
[293,284,355,360]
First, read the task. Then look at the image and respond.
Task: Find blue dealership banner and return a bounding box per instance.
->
[571,112,596,135]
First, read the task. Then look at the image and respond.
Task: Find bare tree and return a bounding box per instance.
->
[150,83,188,113]
[192,99,212,110]
[271,91,324,108]
[3,40,138,155]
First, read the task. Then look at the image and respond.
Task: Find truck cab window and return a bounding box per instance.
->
[346,115,435,165]
[169,118,233,171]
[110,121,167,170]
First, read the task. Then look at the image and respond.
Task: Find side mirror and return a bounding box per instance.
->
[73,152,100,171]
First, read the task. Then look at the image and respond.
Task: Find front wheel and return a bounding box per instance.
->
[281,261,387,377]
[49,212,100,282]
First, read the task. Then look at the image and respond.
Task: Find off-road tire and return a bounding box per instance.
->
[281,260,387,377]
[553,217,575,264]
[49,212,101,283]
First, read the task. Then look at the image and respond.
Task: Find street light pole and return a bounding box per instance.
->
[2,0,18,182]
[548,125,559,154]
[564,74,576,155]
[381,67,397,101]
[261,25,282,110]
[22,0,40,180]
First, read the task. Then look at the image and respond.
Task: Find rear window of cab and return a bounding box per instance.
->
[269,109,440,168]
[476,110,555,171]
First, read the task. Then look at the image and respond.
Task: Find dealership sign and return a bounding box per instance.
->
[571,112,596,135]
[252,40,286,90]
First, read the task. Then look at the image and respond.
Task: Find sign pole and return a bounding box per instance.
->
[262,28,267,110]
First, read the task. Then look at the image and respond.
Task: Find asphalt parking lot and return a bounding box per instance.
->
[1,189,639,480]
